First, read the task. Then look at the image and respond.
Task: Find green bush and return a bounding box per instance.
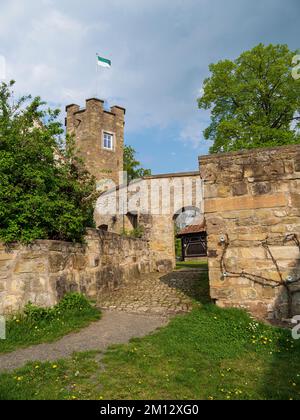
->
[130,226,144,238]
[175,238,182,259]
[0,293,101,354]
[0,81,96,244]
[56,293,91,311]
[24,293,92,323]
[122,226,144,239]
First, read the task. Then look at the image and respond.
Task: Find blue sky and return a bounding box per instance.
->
[0,0,299,173]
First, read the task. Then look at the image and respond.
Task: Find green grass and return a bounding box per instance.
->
[176,259,208,270]
[0,286,299,400]
[0,294,101,354]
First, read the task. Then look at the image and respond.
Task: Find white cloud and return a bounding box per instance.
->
[180,118,208,150]
[0,0,299,152]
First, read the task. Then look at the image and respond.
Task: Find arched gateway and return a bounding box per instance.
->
[95,172,204,272]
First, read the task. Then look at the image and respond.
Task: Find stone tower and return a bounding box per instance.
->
[65,98,125,188]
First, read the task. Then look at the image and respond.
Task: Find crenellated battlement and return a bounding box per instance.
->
[66,98,125,118]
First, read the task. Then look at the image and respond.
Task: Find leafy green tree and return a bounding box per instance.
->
[123,145,151,181]
[198,44,300,153]
[0,81,96,244]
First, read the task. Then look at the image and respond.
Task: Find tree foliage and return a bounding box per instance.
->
[198,44,300,153]
[123,145,151,181]
[0,81,96,244]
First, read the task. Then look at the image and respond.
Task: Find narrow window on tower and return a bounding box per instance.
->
[103,132,114,150]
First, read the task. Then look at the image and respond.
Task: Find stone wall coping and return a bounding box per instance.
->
[103,110,116,117]
[0,239,84,249]
[65,103,79,111]
[198,144,300,163]
[0,229,149,252]
[99,171,200,198]
[73,109,87,115]
[86,98,105,104]
[111,105,126,114]
[143,171,200,179]
[86,228,149,243]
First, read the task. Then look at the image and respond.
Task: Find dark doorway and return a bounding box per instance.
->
[177,223,207,261]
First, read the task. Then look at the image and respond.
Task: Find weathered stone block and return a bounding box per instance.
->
[210,287,238,300]
[240,288,258,300]
[294,156,300,172]
[268,246,300,260]
[232,182,248,197]
[72,254,87,271]
[217,185,232,198]
[291,194,300,209]
[49,253,70,273]
[284,160,295,174]
[205,193,287,214]
[14,259,46,274]
[250,182,272,196]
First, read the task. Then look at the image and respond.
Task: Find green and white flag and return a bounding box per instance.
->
[97,54,111,68]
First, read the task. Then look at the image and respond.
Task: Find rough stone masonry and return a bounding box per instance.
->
[66,98,125,187]
[0,229,151,314]
[200,144,300,320]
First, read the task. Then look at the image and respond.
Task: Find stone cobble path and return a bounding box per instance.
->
[97,269,208,316]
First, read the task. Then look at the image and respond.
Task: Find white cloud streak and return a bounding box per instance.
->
[0,0,299,152]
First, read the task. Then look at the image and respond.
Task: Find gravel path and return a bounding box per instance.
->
[0,310,168,372]
[0,269,207,373]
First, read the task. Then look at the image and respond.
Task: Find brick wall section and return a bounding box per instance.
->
[200,145,300,320]
[66,99,125,187]
[0,229,151,314]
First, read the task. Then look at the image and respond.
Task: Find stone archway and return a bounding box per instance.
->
[173,207,206,262]
[94,172,204,273]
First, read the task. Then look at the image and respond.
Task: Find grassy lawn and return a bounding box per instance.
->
[0,294,101,354]
[176,259,208,270]
[0,280,299,400]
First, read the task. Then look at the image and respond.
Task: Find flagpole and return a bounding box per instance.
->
[96,53,99,99]
[95,54,111,100]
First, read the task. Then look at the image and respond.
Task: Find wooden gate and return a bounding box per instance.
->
[182,233,207,260]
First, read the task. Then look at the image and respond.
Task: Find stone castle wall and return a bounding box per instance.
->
[94,172,203,273]
[200,145,300,320]
[0,229,151,314]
